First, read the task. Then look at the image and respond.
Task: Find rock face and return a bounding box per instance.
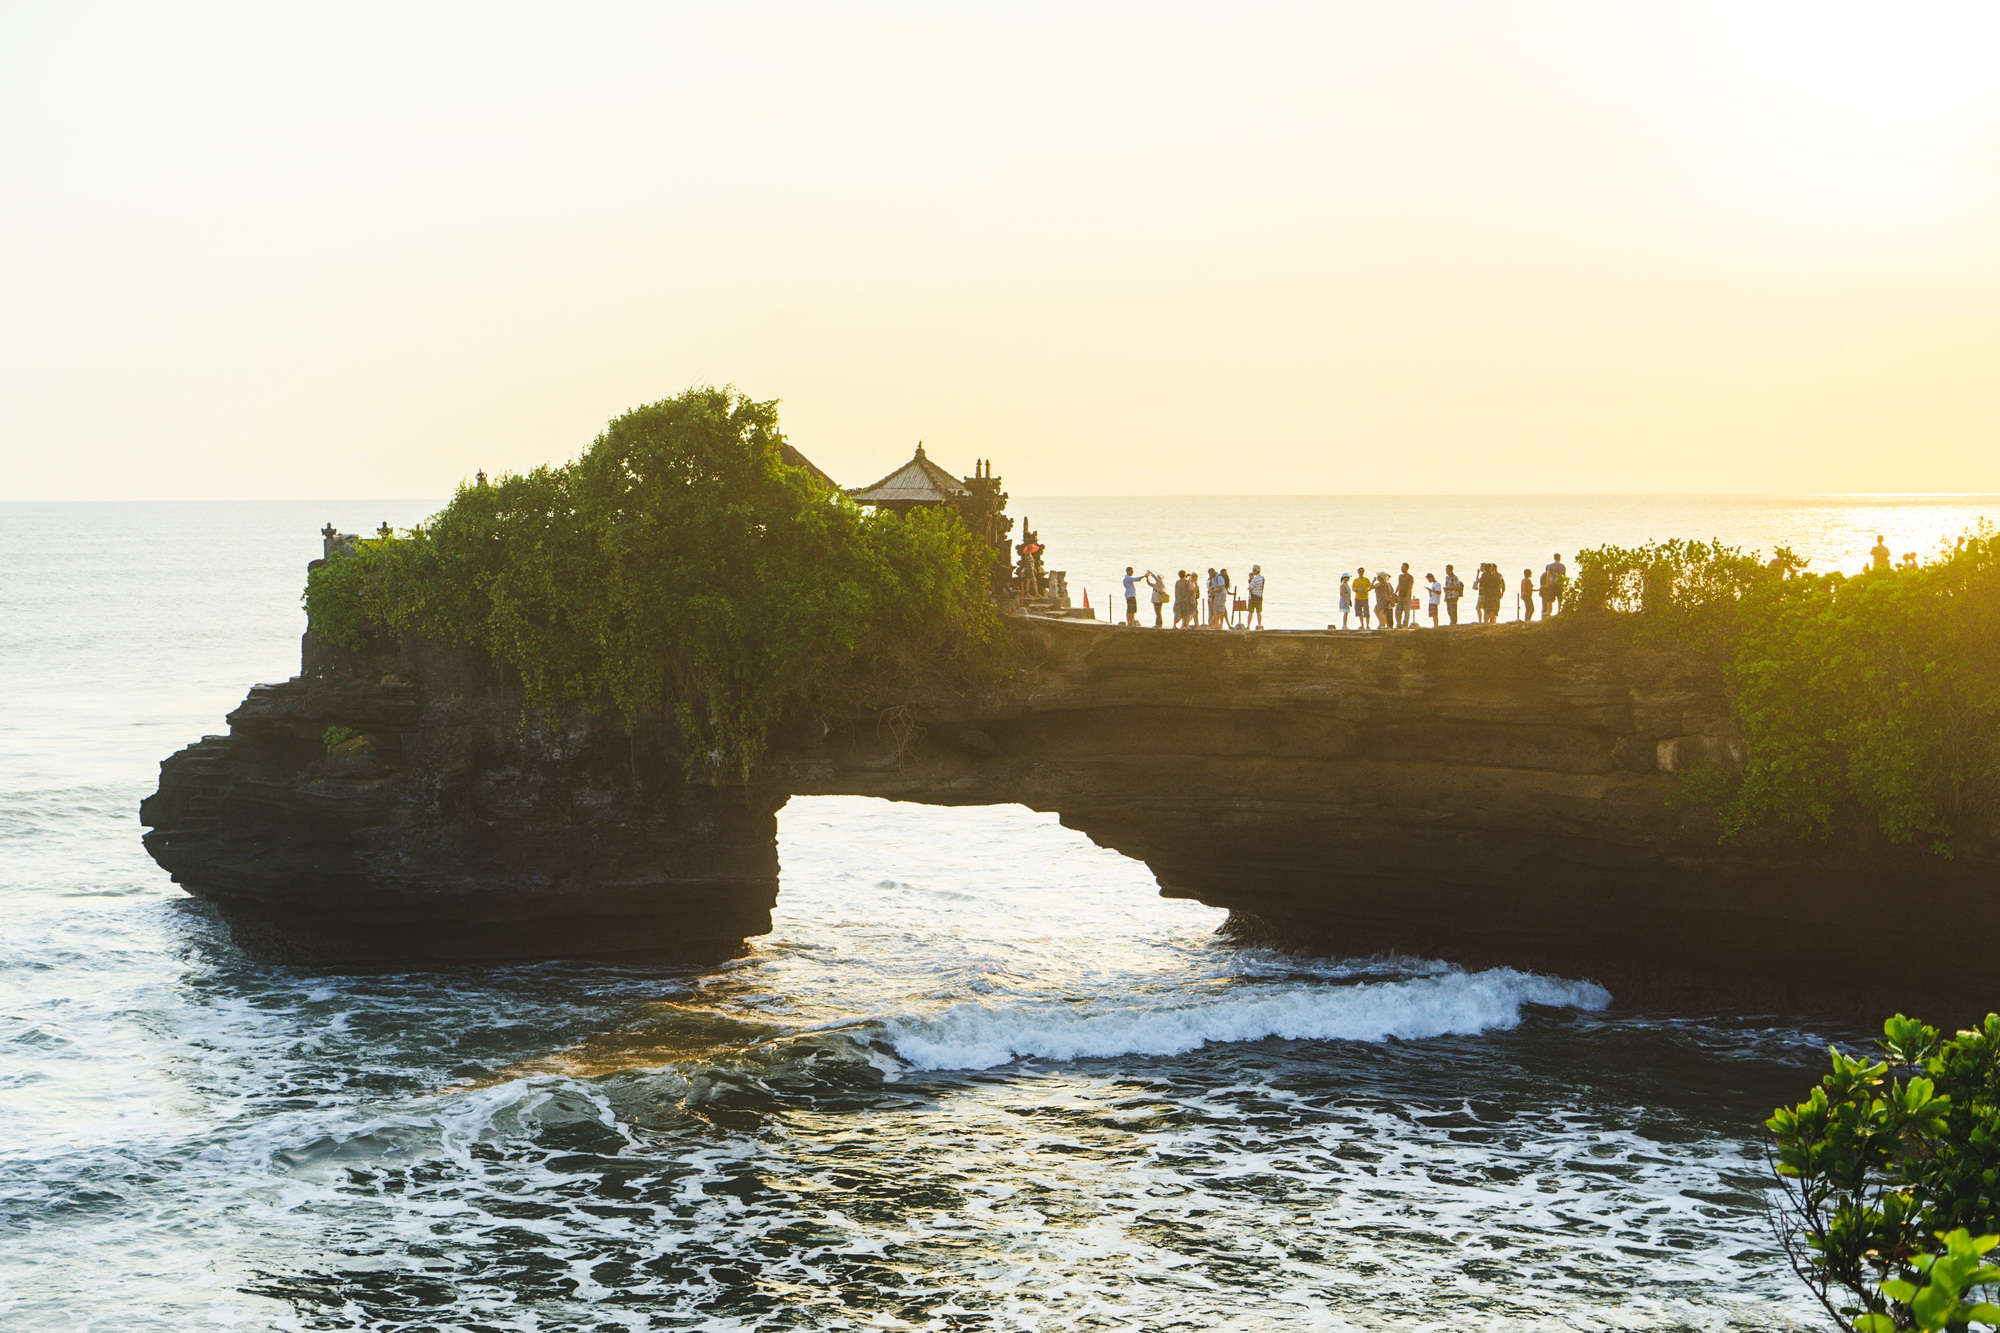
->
[143,617,1999,1015]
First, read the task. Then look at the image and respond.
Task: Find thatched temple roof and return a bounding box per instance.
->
[846,444,970,511]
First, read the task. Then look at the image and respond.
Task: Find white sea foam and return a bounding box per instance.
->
[873,967,1612,1070]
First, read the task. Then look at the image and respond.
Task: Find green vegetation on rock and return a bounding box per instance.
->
[305,387,1004,780]
[321,725,361,751]
[1768,1014,2000,1332]
[1572,531,2000,852]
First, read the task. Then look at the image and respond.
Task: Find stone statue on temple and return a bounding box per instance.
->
[1015,521,1046,600]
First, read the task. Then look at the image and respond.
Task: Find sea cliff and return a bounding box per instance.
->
[142,616,1999,1015]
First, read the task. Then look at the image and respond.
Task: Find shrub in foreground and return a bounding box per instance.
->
[1768,1014,2000,1331]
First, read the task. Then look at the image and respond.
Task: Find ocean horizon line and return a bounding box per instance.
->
[5,491,2000,506]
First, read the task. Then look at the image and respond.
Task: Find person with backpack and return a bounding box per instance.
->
[1442,565,1464,625]
[1395,564,1415,628]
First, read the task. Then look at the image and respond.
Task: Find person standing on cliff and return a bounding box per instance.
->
[1246,565,1265,630]
[1443,565,1464,625]
[1122,567,1141,626]
[1395,564,1415,628]
[1518,568,1537,621]
[1543,553,1567,615]
[1352,568,1371,629]
[1870,535,1892,572]
[1145,570,1168,627]
[1373,571,1395,629]
[1173,571,1193,627]
[1426,572,1441,627]
[1476,563,1504,623]
[1338,573,1354,629]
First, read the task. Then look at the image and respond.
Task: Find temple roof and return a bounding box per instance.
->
[779,443,838,490]
[846,443,969,507]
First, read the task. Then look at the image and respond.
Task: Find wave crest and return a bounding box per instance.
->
[873,968,1610,1070]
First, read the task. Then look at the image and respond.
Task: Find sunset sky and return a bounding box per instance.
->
[4,1,1998,499]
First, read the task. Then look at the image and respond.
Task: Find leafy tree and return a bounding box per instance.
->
[304,387,1003,779]
[1566,537,1786,657]
[1726,534,2000,852]
[1767,1014,2000,1331]
[1570,529,2000,853]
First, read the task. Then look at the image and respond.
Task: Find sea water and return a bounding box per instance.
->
[2,496,1993,1331]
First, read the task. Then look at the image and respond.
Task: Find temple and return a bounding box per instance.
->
[845,442,972,514]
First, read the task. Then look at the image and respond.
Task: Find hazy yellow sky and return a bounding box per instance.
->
[4,2,1998,498]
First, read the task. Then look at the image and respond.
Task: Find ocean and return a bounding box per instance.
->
[2,495,1994,1331]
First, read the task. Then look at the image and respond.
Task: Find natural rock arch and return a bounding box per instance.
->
[142,617,2000,1016]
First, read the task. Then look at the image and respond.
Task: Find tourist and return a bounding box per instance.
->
[1174,571,1195,627]
[1122,566,1141,626]
[1870,534,1892,572]
[1395,564,1415,628]
[1373,571,1395,629]
[1426,573,1441,626]
[1443,565,1463,626]
[1543,553,1566,615]
[1207,568,1225,628]
[1338,573,1353,629]
[1518,568,1536,621]
[1476,563,1504,623]
[1246,565,1265,630]
[1352,569,1370,629]
[1145,570,1168,627]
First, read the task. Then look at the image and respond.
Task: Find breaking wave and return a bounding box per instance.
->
[872,967,1612,1070]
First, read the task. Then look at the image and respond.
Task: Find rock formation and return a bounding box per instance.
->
[142,617,1998,1015]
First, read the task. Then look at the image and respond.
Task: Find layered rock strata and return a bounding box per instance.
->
[142,618,1998,1015]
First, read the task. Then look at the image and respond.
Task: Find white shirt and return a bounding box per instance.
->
[1247,573,1265,597]
[1122,573,1139,599]
[1427,578,1442,604]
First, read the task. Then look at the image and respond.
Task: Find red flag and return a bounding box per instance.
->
[1082,588,1090,609]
